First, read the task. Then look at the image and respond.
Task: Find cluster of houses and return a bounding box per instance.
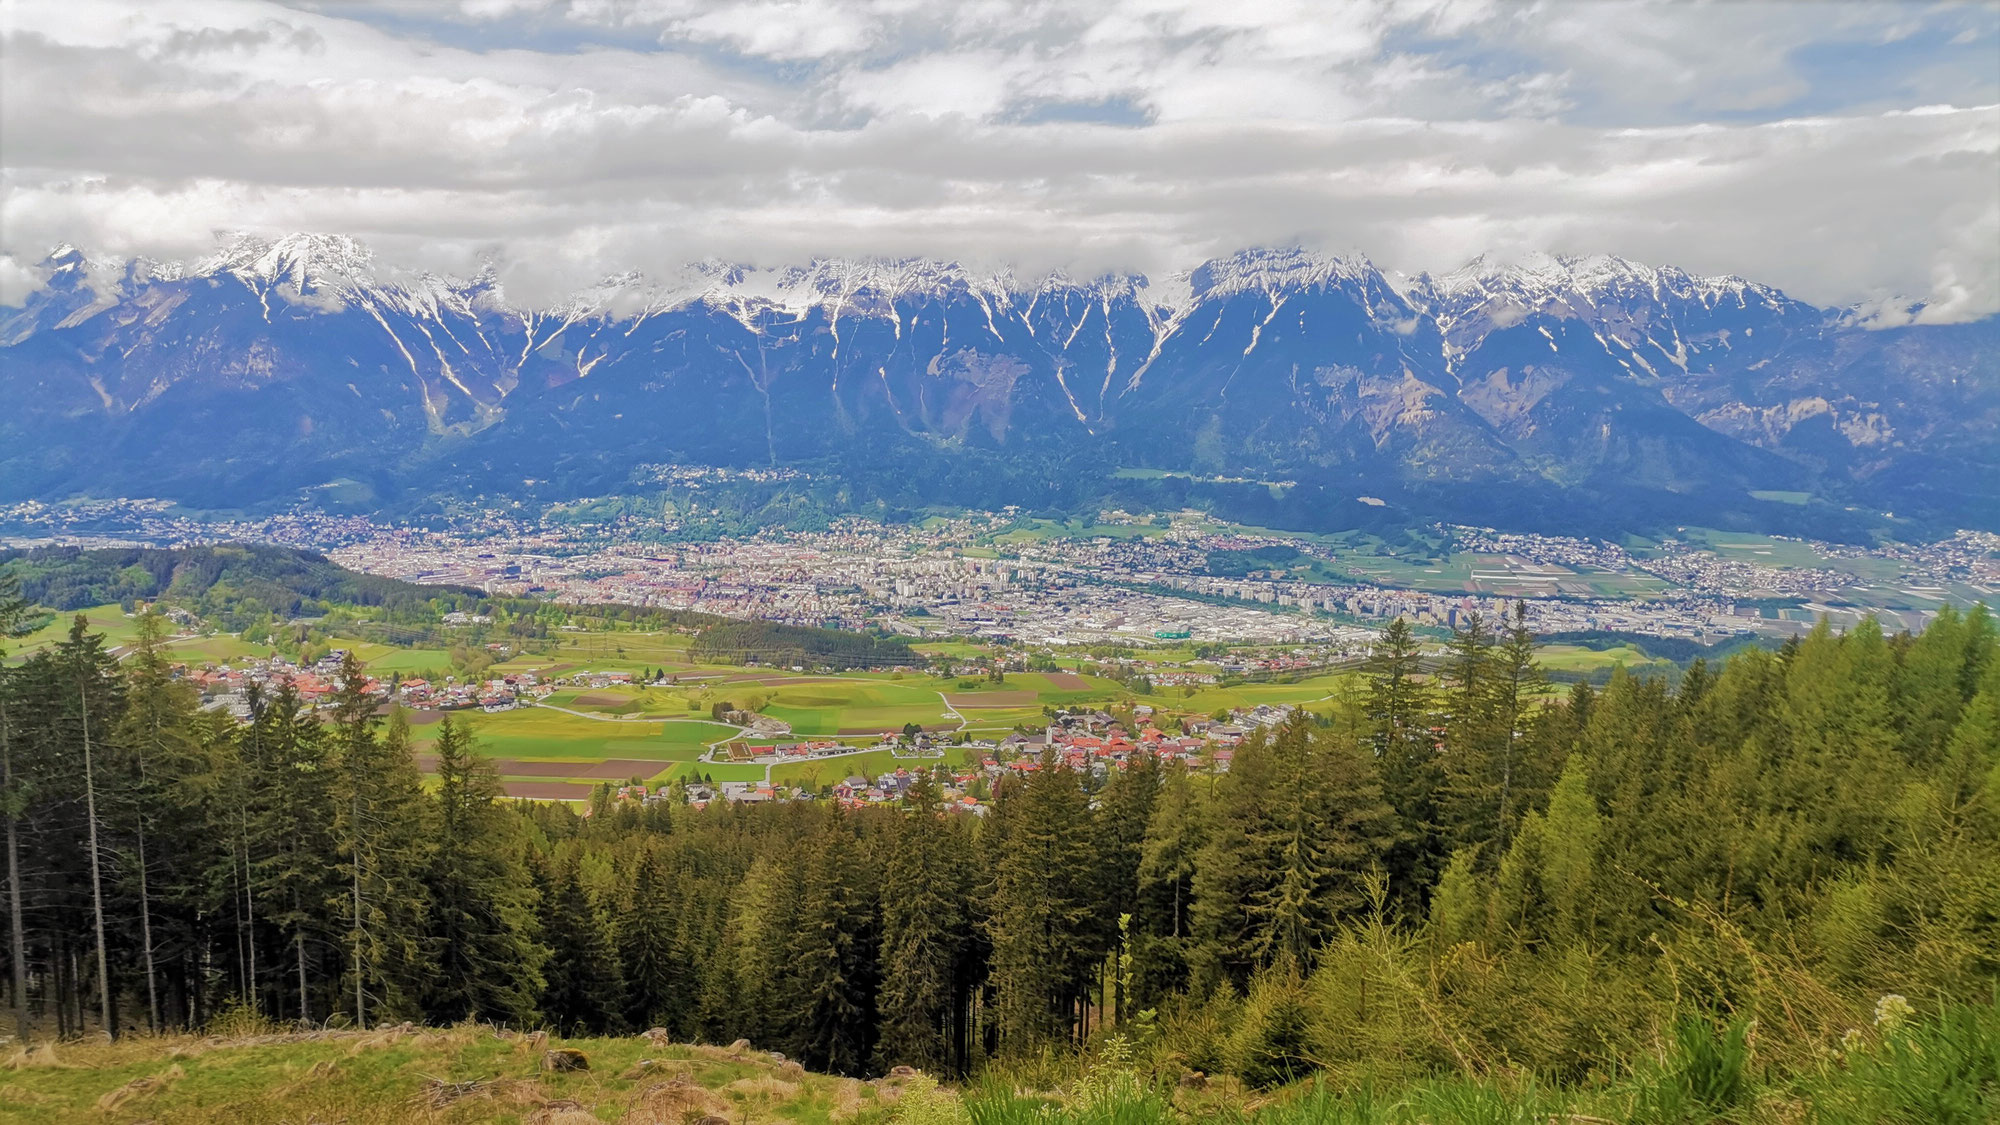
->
[655,701,1304,812]
[187,655,351,716]
[187,649,559,717]
[186,649,392,716]
[394,672,550,712]
[1214,652,1337,675]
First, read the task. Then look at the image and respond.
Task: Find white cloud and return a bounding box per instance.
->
[0,0,1994,318]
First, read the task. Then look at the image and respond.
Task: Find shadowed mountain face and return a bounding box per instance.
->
[4,235,1995,535]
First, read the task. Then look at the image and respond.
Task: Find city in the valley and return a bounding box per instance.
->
[4,489,1995,811]
[5,491,1994,648]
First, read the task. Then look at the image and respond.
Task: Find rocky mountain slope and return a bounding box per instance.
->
[3,235,1993,535]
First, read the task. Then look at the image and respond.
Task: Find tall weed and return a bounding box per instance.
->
[1629,1016,1754,1123]
[1805,997,1999,1125]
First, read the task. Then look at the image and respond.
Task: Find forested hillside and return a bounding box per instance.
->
[689,621,916,669]
[0,545,924,673]
[0,578,1995,1121]
[0,544,483,628]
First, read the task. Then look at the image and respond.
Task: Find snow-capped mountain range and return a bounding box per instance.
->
[3,235,1995,535]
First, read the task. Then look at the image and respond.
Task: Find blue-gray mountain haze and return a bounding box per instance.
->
[4,235,1994,539]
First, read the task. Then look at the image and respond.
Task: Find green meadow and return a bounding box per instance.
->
[322,638,457,674]
[6,603,145,657]
[408,707,736,762]
[1164,672,1356,716]
[1678,526,1904,580]
[161,634,274,664]
[1535,643,1677,676]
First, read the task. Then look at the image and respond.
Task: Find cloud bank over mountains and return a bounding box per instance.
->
[2,0,1995,321]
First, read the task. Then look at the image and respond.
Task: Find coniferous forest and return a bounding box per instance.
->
[1,575,1997,1116]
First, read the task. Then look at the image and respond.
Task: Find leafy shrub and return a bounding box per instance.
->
[1228,969,1317,1089]
[894,1074,972,1125]
[1630,1016,1754,1123]
[1807,997,2000,1125]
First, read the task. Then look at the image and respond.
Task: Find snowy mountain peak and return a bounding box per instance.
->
[198,232,378,292]
[1420,251,1783,308]
[30,234,1822,338]
[1188,247,1382,299]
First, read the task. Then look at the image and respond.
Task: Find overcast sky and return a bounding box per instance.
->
[2,0,1996,320]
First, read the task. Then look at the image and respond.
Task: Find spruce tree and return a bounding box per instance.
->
[111,612,207,1032]
[1195,714,1397,987]
[1132,767,1205,1008]
[720,850,800,1045]
[0,576,33,1041]
[1096,749,1158,1022]
[538,852,624,1034]
[424,714,545,1025]
[243,683,340,1025]
[1365,616,1443,909]
[616,843,676,1031]
[876,770,967,1072]
[986,749,1099,1052]
[784,815,879,1075]
[327,660,432,1026]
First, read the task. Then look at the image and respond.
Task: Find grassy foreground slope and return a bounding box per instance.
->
[0,1025,895,1125]
[4,999,1993,1125]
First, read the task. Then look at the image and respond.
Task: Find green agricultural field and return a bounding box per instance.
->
[1535,644,1675,675]
[542,629,699,669]
[1164,672,1357,715]
[7,603,146,658]
[1679,527,1904,581]
[1335,551,1478,591]
[328,638,457,674]
[487,652,572,676]
[751,676,958,735]
[539,684,714,717]
[766,702,956,736]
[408,707,736,761]
[951,706,1050,732]
[910,640,989,659]
[998,670,1128,702]
[162,634,274,664]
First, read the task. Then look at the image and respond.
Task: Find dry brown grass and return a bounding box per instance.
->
[828,1077,868,1121]
[726,1074,801,1101]
[2,1042,70,1070]
[526,1099,600,1125]
[273,1055,343,1099]
[93,1062,185,1111]
[622,1073,735,1124]
[4,1023,878,1125]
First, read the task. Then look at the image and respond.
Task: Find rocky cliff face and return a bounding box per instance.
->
[4,236,1994,532]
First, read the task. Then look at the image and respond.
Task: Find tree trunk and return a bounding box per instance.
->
[135,710,165,1033]
[233,848,249,1004]
[296,923,310,1026]
[242,819,257,1016]
[80,685,115,1041]
[134,817,160,1032]
[352,809,366,1031]
[2,694,29,1042]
